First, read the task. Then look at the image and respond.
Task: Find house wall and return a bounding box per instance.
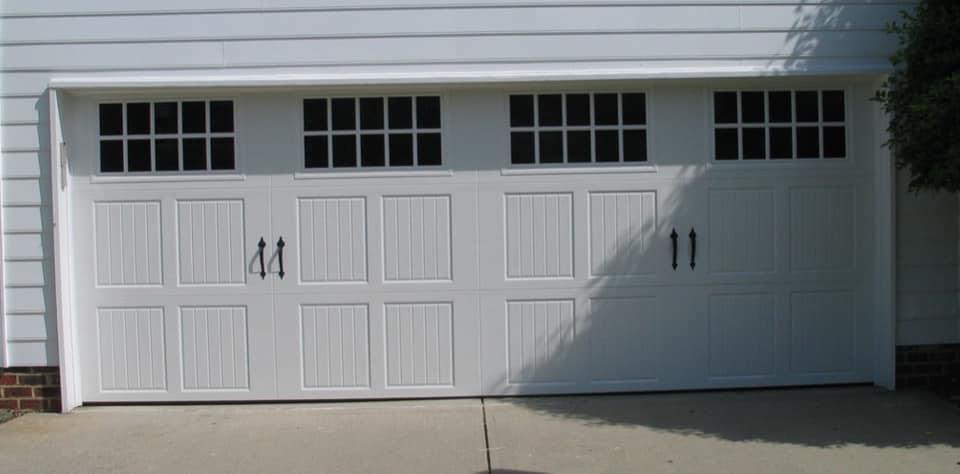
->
[0,0,934,371]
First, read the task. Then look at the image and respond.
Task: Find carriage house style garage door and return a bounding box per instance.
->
[66,82,878,403]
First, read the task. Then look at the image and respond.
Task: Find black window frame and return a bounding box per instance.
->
[96,99,237,174]
[711,89,848,162]
[301,95,444,170]
[508,92,649,166]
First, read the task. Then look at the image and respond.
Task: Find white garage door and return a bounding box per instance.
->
[70,85,876,403]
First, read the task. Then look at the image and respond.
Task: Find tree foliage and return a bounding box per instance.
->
[875,0,960,192]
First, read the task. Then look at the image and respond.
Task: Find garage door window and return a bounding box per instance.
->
[303,96,443,169]
[509,93,647,165]
[98,100,236,173]
[713,90,846,161]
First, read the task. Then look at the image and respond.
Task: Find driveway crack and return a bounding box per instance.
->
[481,397,492,474]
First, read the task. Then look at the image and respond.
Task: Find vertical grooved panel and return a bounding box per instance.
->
[589,191,657,277]
[385,303,453,386]
[94,201,162,286]
[791,290,856,375]
[180,306,249,390]
[506,300,575,384]
[505,193,573,279]
[588,297,658,382]
[709,188,775,274]
[177,200,245,285]
[299,197,367,282]
[383,195,452,281]
[708,293,776,378]
[790,186,855,272]
[97,307,166,390]
[301,304,370,388]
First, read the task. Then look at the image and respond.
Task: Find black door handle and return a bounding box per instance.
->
[670,228,678,271]
[689,228,697,270]
[257,237,266,279]
[276,237,286,280]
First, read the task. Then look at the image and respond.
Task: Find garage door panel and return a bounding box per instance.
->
[707,292,777,380]
[588,191,659,278]
[93,200,163,287]
[789,289,857,377]
[176,199,248,286]
[300,303,371,389]
[788,185,856,274]
[96,306,167,392]
[179,306,251,391]
[297,196,368,283]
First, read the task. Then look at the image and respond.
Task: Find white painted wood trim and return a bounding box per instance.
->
[50,89,82,411]
[872,78,896,390]
[46,64,893,91]
[0,117,5,368]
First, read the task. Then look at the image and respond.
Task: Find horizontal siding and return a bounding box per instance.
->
[0,5,901,45]
[1,97,41,124]
[0,0,918,17]
[2,151,46,179]
[896,170,960,345]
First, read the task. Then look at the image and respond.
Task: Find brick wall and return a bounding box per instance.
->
[897,344,960,390]
[0,367,61,412]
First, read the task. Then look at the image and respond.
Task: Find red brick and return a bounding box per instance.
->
[0,374,16,385]
[3,387,32,398]
[17,374,45,386]
[18,399,42,411]
[43,399,62,412]
[35,386,60,398]
[45,374,60,386]
[0,399,18,410]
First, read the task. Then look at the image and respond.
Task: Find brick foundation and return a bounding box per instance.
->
[0,367,61,412]
[896,344,960,390]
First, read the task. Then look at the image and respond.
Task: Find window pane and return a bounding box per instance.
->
[417,133,442,166]
[154,102,178,134]
[714,128,739,160]
[127,103,150,135]
[823,126,846,158]
[304,135,329,168]
[210,137,235,170]
[359,98,384,130]
[594,93,619,126]
[210,101,234,133]
[182,138,207,170]
[622,93,646,125]
[331,98,356,131]
[389,134,414,166]
[796,127,820,158]
[714,92,738,124]
[332,135,357,167]
[769,127,793,159]
[567,131,591,163]
[127,139,151,171]
[304,99,328,131]
[182,101,206,133]
[388,97,413,129]
[510,95,534,127]
[361,134,385,167]
[623,129,647,162]
[795,91,819,122]
[416,96,441,129]
[99,104,123,136]
[769,91,792,123]
[822,91,845,122]
[595,130,619,162]
[537,94,562,126]
[155,139,179,171]
[539,131,563,163]
[565,94,590,126]
[742,128,766,159]
[511,132,535,164]
[741,91,765,124]
[100,140,124,172]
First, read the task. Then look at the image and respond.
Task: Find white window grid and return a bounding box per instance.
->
[301,96,443,168]
[712,90,847,161]
[97,100,236,173]
[508,92,648,165]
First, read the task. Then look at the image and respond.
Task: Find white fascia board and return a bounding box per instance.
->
[48,63,892,90]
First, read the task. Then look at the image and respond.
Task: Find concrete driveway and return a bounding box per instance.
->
[1,387,959,473]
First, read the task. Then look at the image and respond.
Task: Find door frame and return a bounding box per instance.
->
[49,76,897,412]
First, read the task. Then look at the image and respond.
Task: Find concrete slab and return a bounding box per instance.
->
[485,387,960,474]
[0,399,487,474]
